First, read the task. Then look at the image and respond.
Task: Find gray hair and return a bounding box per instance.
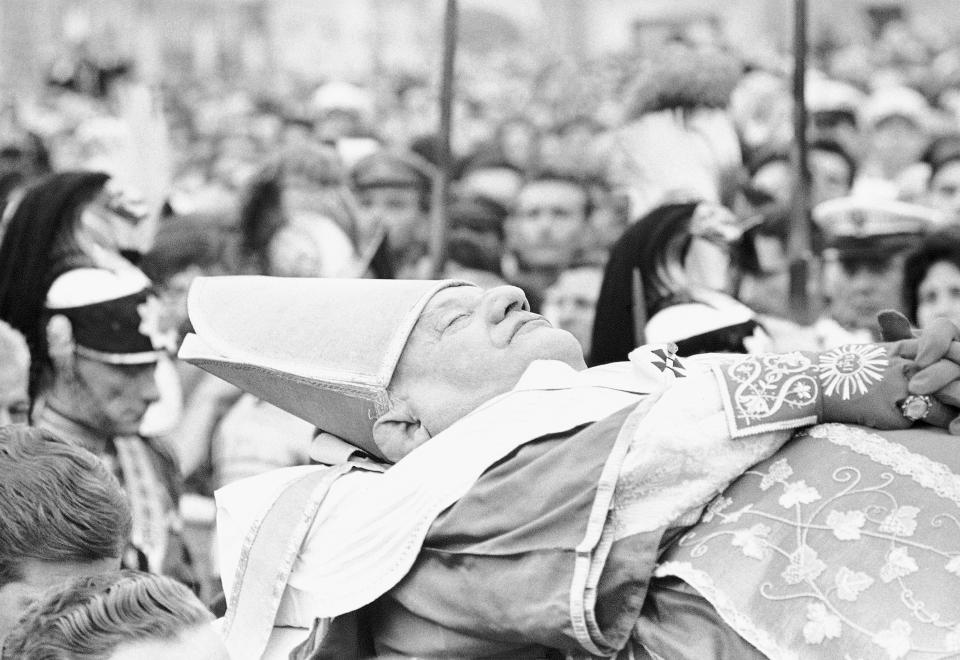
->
[2,570,213,660]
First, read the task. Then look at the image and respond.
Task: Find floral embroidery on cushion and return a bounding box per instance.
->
[878,506,920,537]
[804,602,843,644]
[656,424,960,659]
[833,566,874,602]
[946,556,960,578]
[781,544,827,584]
[730,523,770,560]
[826,509,866,541]
[778,479,821,508]
[759,457,793,491]
[879,547,919,583]
[872,619,913,659]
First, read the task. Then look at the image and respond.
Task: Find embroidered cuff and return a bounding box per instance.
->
[712,352,821,438]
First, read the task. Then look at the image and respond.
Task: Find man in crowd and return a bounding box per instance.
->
[852,86,932,202]
[0,425,131,642]
[504,172,593,311]
[27,267,193,583]
[2,570,227,660]
[816,196,942,340]
[180,276,960,658]
[350,149,435,276]
[749,139,856,209]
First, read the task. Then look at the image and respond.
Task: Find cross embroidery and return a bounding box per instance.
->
[650,348,686,378]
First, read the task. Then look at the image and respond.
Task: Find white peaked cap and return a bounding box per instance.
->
[179,277,471,461]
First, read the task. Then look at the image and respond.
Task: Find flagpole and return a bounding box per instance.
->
[788,0,814,323]
[429,0,458,278]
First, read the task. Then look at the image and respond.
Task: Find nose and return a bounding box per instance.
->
[481,286,530,325]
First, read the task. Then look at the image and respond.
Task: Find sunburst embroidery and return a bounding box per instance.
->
[817,344,888,401]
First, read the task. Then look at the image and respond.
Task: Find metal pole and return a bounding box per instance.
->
[429,0,458,278]
[787,0,813,323]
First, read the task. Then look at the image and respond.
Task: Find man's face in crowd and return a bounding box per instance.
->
[870,116,927,172]
[0,349,29,427]
[109,624,230,660]
[357,185,425,251]
[750,160,791,207]
[389,285,585,441]
[507,180,588,269]
[738,234,791,318]
[928,161,960,223]
[829,254,905,333]
[0,557,118,641]
[65,357,160,436]
[916,260,960,330]
[541,267,603,356]
[751,151,851,208]
[810,149,852,204]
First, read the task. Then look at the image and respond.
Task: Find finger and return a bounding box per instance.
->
[908,359,960,394]
[877,310,916,342]
[888,338,918,359]
[915,317,960,368]
[933,381,960,408]
[921,398,957,430]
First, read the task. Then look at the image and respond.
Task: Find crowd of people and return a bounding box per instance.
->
[2,9,960,659]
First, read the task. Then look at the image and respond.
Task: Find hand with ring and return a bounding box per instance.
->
[878,311,960,432]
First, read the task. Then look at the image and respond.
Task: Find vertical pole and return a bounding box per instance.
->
[429,0,457,278]
[788,0,813,323]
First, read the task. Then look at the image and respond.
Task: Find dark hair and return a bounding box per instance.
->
[926,135,960,185]
[0,171,109,397]
[590,202,700,366]
[141,213,236,285]
[748,140,855,188]
[0,426,131,589]
[902,229,960,323]
[238,172,285,274]
[2,570,213,660]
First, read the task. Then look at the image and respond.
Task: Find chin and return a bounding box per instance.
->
[521,325,586,367]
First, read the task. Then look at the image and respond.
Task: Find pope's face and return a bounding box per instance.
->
[391,285,585,436]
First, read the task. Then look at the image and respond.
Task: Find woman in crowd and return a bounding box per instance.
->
[903,228,960,329]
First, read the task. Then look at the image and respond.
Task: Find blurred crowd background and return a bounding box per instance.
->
[5,0,960,609]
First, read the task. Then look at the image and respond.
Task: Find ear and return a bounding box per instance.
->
[372,399,432,463]
[45,314,76,373]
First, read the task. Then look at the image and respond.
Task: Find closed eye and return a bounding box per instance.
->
[438,311,472,336]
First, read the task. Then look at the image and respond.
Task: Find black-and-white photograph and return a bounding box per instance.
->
[1,1,959,658]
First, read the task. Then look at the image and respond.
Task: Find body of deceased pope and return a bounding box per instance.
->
[179,278,960,660]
